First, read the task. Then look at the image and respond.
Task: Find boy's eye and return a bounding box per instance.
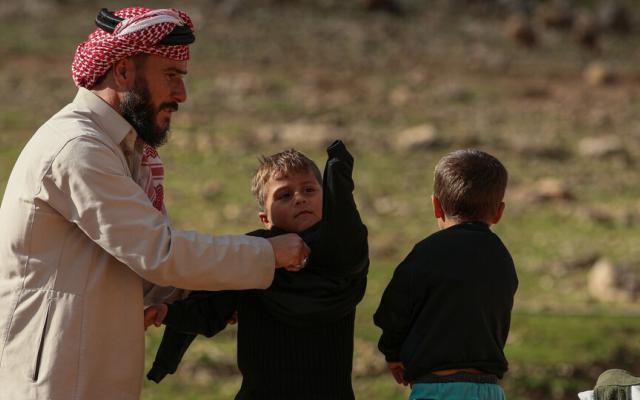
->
[276,192,291,200]
[304,187,317,193]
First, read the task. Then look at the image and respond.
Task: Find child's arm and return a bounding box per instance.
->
[145,291,239,383]
[161,290,239,337]
[373,250,416,380]
[317,140,368,275]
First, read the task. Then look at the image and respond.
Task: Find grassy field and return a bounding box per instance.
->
[2,1,640,399]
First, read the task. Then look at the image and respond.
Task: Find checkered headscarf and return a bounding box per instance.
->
[72,7,194,89]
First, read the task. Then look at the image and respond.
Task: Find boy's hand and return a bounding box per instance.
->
[387,361,409,386]
[144,304,168,330]
[267,234,310,272]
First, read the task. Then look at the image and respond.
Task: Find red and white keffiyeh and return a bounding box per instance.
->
[139,144,166,214]
[72,7,194,89]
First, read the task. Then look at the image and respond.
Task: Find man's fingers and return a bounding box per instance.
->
[268,234,311,271]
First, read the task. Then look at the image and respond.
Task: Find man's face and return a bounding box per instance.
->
[121,55,188,147]
[259,168,323,233]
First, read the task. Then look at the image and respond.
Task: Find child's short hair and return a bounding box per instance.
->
[434,149,508,222]
[251,149,322,210]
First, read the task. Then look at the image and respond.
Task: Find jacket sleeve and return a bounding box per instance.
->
[317,140,368,276]
[41,137,275,290]
[147,327,197,383]
[373,249,417,362]
[147,290,239,382]
[163,290,239,337]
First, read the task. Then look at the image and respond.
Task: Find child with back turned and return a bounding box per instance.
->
[374,149,518,400]
[144,140,368,400]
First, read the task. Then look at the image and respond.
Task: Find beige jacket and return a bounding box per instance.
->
[0,88,275,399]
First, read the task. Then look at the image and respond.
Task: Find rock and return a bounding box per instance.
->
[587,258,639,303]
[254,122,336,150]
[573,12,600,51]
[583,62,616,86]
[549,252,600,276]
[505,14,538,48]
[599,2,633,34]
[510,139,569,160]
[279,122,336,149]
[362,0,405,16]
[201,181,224,202]
[577,135,626,159]
[531,178,574,203]
[536,0,574,30]
[392,124,439,152]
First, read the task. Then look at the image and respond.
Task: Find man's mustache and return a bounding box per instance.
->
[159,102,179,112]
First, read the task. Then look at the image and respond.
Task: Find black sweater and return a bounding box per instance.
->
[373,222,518,382]
[148,141,368,400]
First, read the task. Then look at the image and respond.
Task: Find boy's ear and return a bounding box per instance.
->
[258,211,271,228]
[491,202,506,224]
[432,195,445,220]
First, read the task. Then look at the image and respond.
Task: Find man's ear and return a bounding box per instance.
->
[112,58,137,91]
[258,211,271,228]
[432,195,445,220]
[491,202,505,224]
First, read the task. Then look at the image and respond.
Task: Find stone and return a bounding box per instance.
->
[505,14,538,48]
[536,0,574,30]
[392,124,439,152]
[531,178,574,203]
[587,259,639,303]
[578,135,626,159]
[583,63,616,86]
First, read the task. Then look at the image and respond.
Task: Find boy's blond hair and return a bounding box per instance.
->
[251,149,322,211]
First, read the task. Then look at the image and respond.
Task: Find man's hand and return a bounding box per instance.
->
[267,234,310,272]
[144,304,168,330]
[387,361,409,386]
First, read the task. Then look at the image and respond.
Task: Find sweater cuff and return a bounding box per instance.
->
[147,361,170,383]
[327,140,352,161]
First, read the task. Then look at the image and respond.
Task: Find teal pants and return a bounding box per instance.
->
[409,382,505,400]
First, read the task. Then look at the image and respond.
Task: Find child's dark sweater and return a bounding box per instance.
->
[147,141,368,400]
[373,222,517,382]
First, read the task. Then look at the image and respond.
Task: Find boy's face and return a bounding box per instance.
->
[259,168,323,233]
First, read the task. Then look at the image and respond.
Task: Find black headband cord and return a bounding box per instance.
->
[95,8,195,45]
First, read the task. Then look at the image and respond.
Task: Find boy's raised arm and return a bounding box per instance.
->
[318,140,368,274]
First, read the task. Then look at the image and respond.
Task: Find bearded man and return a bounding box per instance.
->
[0,7,309,400]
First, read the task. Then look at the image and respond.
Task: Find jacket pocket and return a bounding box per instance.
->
[30,299,52,382]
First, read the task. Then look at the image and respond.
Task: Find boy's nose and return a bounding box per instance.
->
[293,192,306,204]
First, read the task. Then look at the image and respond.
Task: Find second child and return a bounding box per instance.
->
[374,149,518,400]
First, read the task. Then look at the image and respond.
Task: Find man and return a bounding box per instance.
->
[0,7,308,400]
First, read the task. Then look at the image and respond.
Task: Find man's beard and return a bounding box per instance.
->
[120,77,178,148]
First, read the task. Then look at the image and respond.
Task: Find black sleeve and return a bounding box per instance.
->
[146,291,239,382]
[373,248,417,362]
[147,328,196,383]
[163,290,239,337]
[318,140,368,275]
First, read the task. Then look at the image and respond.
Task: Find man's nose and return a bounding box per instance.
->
[173,79,187,103]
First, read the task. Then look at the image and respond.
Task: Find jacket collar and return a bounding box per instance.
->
[72,87,134,146]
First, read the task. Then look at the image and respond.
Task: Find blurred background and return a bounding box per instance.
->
[1,0,640,399]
